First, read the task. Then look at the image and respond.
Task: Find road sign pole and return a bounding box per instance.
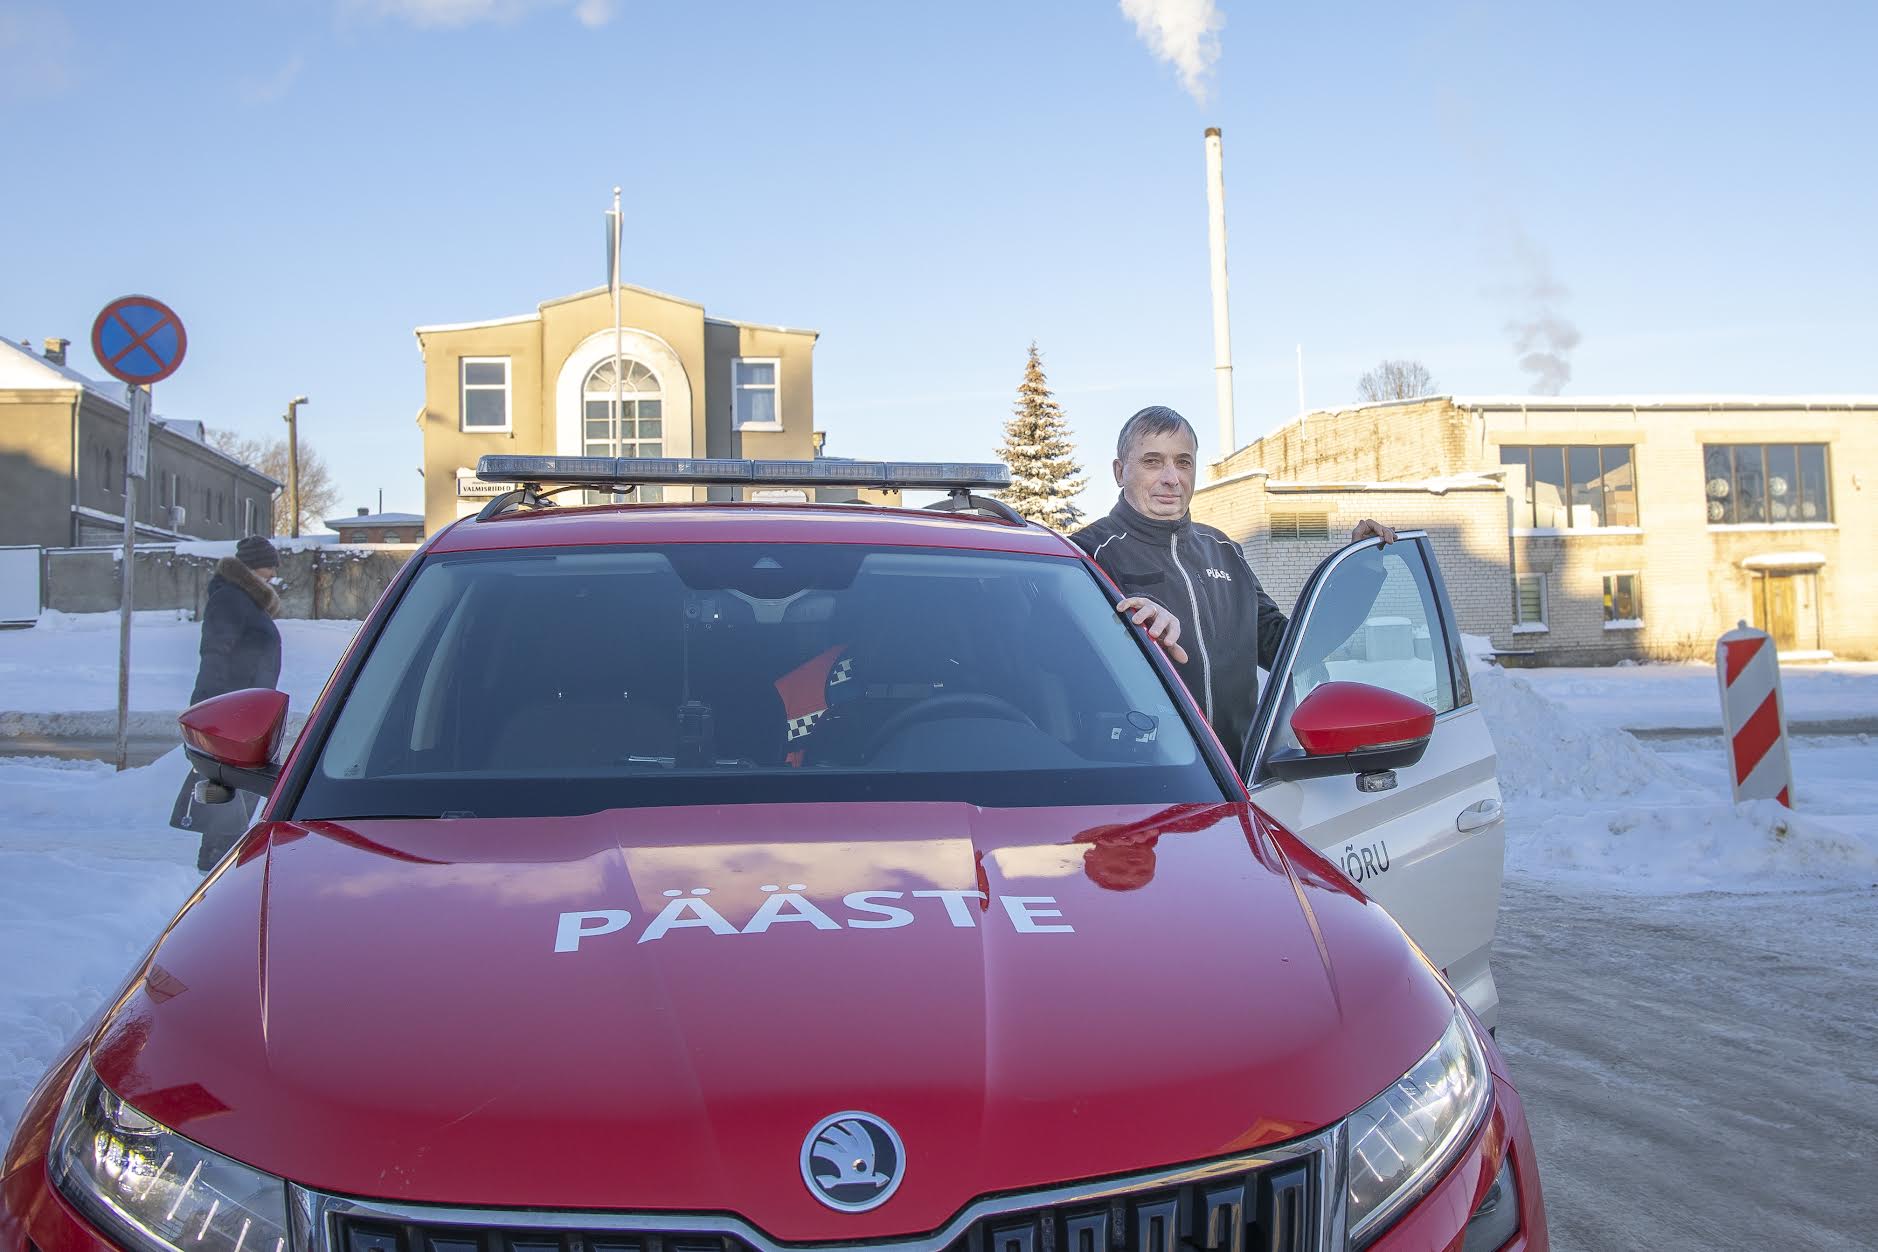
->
[90,294,185,771]
[115,383,150,772]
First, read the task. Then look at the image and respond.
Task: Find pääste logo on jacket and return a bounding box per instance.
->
[1204,567,1232,581]
[801,1111,906,1212]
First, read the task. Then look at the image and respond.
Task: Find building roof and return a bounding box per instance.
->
[0,339,281,487]
[1286,392,1878,419]
[413,285,818,339]
[0,337,131,408]
[326,511,424,529]
[1450,394,1878,411]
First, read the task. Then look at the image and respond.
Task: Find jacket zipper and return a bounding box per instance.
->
[1170,532,1213,720]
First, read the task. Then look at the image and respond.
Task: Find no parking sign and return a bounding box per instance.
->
[91,295,187,386]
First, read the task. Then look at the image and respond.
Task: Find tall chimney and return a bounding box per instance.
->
[1203,128,1235,460]
[43,337,69,366]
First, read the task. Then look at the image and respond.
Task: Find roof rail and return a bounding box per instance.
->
[922,489,1027,527]
[475,454,1010,493]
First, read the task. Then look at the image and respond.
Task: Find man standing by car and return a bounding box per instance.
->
[169,535,284,870]
[1071,406,1394,763]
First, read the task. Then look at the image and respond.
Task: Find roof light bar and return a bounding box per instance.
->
[476,455,1011,492]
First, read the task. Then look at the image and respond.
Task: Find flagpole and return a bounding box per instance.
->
[610,186,623,480]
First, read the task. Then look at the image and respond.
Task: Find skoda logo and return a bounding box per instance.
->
[800,1111,906,1213]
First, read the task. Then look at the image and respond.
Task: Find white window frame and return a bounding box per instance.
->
[460,357,512,433]
[1601,570,1644,630]
[732,357,783,432]
[1512,572,1548,633]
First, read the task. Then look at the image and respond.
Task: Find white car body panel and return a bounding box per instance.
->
[1244,536,1507,1029]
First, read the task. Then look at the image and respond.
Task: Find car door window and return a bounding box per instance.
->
[1258,541,1457,765]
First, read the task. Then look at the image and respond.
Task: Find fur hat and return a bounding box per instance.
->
[236,536,281,569]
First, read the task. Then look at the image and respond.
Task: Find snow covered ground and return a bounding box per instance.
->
[0,750,204,1135]
[1519,658,1878,730]
[0,611,359,738]
[1,615,1874,1170]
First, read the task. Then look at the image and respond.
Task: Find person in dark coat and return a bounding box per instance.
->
[190,536,283,703]
[171,536,283,870]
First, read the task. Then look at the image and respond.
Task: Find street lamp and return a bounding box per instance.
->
[283,395,309,538]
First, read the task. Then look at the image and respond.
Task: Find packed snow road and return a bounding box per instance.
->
[1495,880,1878,1251]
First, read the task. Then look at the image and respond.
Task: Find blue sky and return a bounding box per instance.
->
[3,0,1873,523]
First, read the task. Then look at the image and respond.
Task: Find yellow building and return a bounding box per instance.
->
[417,283,857,530]
[1191,395,1878,663]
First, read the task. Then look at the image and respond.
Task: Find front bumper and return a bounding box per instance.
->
[4,1048,1547,1252]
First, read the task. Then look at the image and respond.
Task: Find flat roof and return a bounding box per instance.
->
[326,512,424,528]
[430,502,1075,558]
[1296,392,1878,415]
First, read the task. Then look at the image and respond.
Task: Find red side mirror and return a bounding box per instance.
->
[1290,682,1435,757]
[178,688,289,770]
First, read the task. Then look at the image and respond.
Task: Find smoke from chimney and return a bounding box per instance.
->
[1501,231,1580,395]
[1119,0,1224,104]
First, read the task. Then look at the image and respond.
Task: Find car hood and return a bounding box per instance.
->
[95,801,1452,1240]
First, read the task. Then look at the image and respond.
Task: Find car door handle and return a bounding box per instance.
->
[1456,798,1503,833]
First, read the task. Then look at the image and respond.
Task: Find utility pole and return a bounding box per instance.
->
[284,394,308,537]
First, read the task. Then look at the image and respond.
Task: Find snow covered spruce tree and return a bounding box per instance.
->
[998,343,1086,531]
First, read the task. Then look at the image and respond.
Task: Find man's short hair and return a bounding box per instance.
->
[1116,406,1199,461]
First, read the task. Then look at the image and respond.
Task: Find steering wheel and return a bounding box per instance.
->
[867,692,1036,758]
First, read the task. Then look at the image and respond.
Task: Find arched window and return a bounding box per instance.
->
[581,358,664,502]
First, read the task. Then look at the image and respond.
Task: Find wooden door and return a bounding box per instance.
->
[1755,573,1799,650]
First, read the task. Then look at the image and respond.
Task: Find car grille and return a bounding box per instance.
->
[328,1155,1319,1252]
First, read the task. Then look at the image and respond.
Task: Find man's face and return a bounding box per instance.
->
[1113,427,1197,520]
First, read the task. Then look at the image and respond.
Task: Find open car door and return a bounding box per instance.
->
[1243,533,1507,1028]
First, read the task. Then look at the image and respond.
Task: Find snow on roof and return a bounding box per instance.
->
[1739,551,1827,571]
[704,315,820,338]
[1263,473,1507,495]
[1298,392,1878,416]
[416,282,712,337]
[0,338,129,410]
[325,512,424,528]
[1450,394,1878,411]
[412,311,541,335]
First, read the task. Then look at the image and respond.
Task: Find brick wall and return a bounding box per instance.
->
[1191,476,1512,639]
[1210,397,1469,484]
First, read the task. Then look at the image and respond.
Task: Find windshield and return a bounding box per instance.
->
[293,544,1224,818]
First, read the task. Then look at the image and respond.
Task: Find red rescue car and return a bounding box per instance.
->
[2,457,1545,1252]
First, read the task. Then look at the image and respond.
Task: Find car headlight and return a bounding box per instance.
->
[48,1059,293,1252]
[1345,1009,1492,1247]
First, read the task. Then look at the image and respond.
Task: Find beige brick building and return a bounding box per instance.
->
[1191,396,1876,664]
[415,283,894,531]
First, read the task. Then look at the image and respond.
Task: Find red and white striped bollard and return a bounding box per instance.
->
[1716,620,1793,807]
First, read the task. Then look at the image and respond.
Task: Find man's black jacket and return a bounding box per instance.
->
[1071,497,1287,762]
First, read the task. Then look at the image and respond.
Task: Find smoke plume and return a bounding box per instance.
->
[1502,231,1581,395]
[1119,0,1224,104]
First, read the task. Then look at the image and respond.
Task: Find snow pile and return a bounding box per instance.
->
[0,750,203,1139]
[1472,664,1684,803]
[1463,640,1878,892]
[1522,795,1878,886]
